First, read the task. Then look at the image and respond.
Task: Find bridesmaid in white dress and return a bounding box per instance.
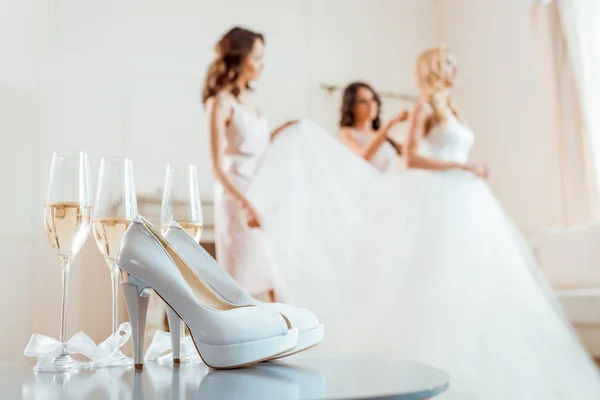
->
[337,82,408,172]
[202,27,296,302]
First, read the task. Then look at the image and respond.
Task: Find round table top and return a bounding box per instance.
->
[6,354,449,399]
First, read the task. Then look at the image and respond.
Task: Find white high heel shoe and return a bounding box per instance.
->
[164,221,324,360]
[117,216,298,370]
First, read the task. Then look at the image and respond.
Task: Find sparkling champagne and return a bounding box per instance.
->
[44,202,92,263]
[93,218,132,262]
[161,221,203,243]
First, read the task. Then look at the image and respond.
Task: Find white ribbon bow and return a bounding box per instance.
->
[91,322,132,362]
[23,331,97,368]
[23,322,132,368]
[144,330,198,363]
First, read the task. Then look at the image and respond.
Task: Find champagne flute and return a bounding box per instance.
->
[160,164,203,364]
[161,164,203,242]
[91,157,137,367]
[42,150,92,373]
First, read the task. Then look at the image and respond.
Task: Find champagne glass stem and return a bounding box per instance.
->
[60,260,70,343]
[109,262,119,334]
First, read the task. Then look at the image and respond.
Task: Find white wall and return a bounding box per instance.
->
[436,0,566,235]
[1,0,438,361]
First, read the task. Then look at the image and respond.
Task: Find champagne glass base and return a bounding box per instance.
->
[157,353,203,366]
[90,350,133,369]
[33,353,90,373]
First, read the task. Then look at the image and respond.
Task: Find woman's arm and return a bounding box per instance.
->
[270,120,299,141]
[339,110,409,161]
[363,110,409,159]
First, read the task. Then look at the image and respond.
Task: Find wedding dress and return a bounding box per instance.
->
[248,118,600,399]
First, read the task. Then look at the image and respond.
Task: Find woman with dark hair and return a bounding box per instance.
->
[202,26,297,302]
[338,82,408,172]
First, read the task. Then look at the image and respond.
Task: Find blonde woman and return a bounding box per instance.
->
[404,49,487,177]
[247,46,600,399]
[392,46,600,398]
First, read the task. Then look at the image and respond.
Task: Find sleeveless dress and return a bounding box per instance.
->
[345,128,398,172]
[213,97,275,296]
[247,117,600,399]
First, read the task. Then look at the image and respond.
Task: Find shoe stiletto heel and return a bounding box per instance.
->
[120,274,152,370]
[165,305,181,364]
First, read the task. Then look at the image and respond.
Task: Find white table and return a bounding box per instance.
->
[8,354,449,399]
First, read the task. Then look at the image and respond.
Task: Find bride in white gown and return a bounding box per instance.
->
[248,46,600,398]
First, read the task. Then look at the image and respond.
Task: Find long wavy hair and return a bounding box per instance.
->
[339,82,402,155]
[339,82,382,130]
[202,27,264,104]
[416,46,466,129]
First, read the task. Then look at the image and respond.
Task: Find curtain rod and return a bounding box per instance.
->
[320,83,418,102]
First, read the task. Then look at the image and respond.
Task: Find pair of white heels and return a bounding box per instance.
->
[117,216,324,370]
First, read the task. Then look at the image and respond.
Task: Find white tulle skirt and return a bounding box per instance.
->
[248,119,600,399]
